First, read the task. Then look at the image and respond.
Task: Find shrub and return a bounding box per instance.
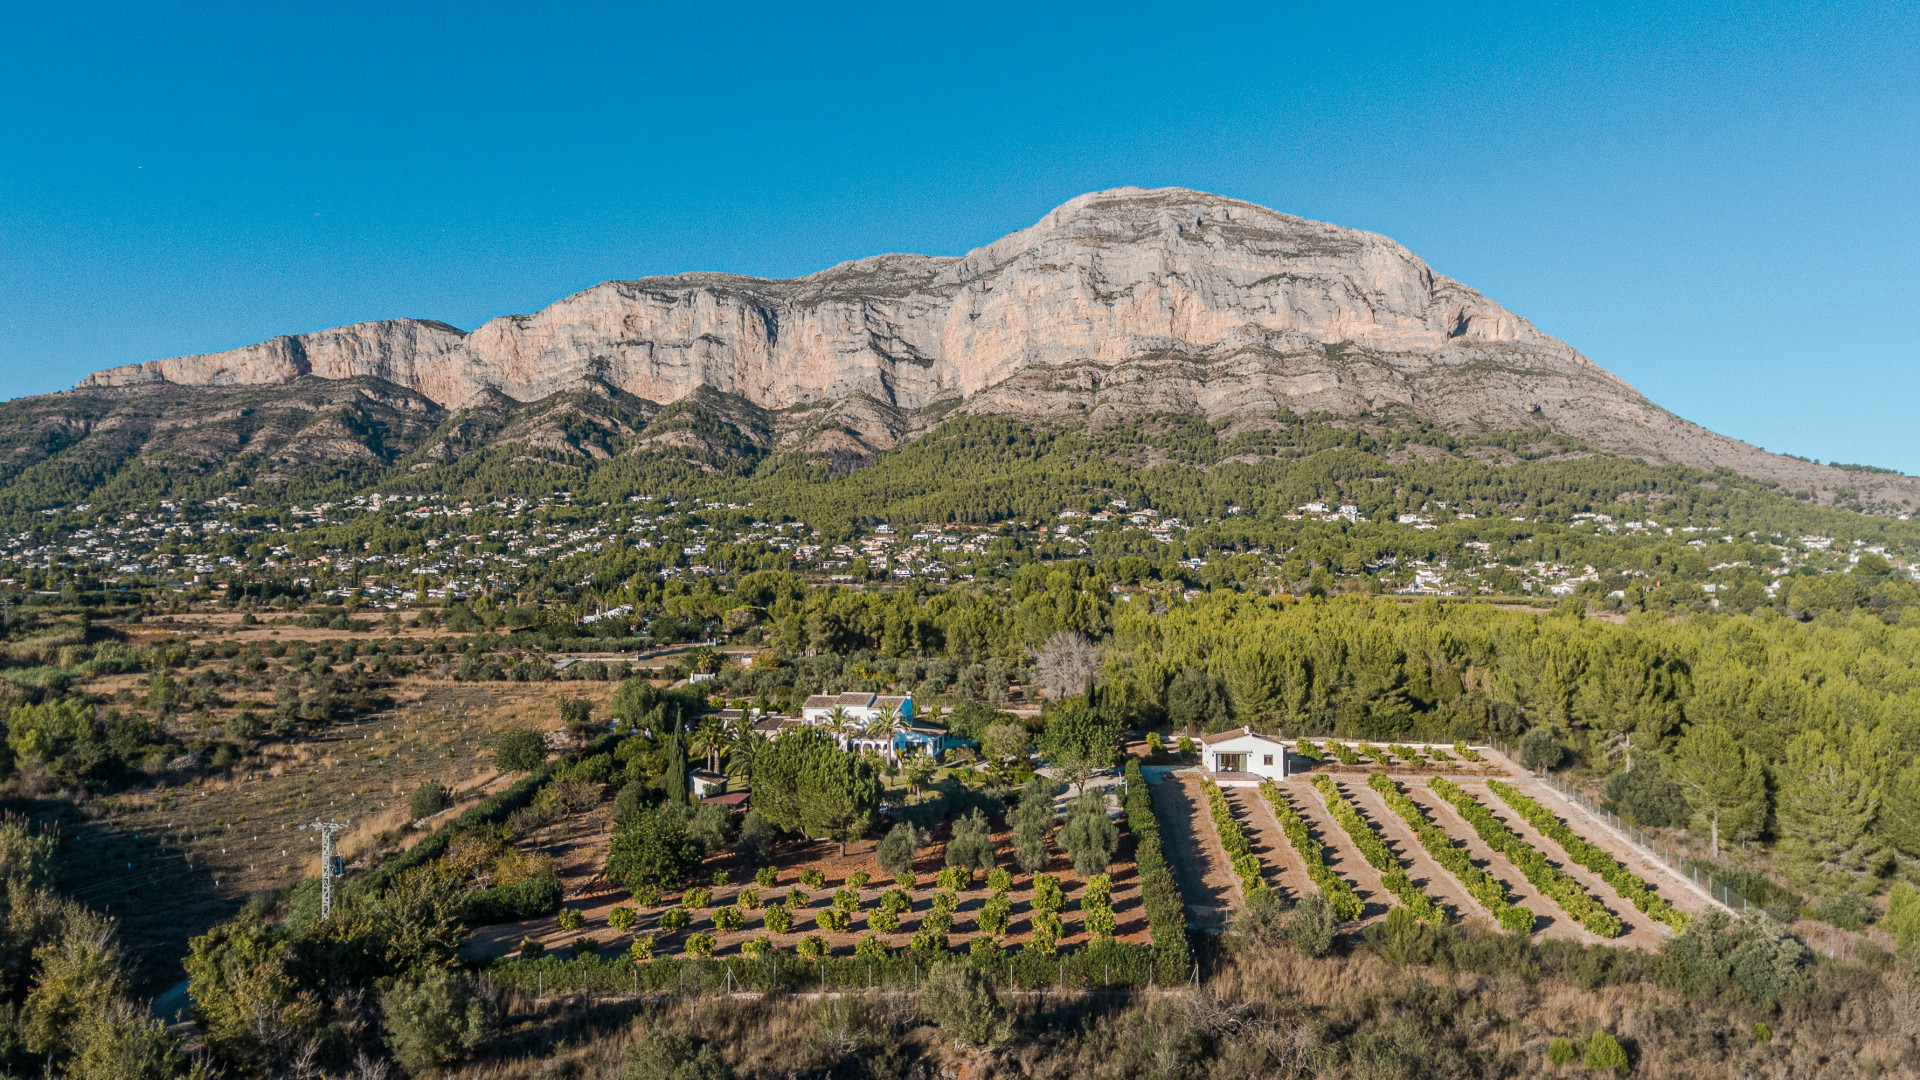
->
[1031,874,1064,914]
[741,936,774,961]
[855,932,890,960]
[1518,726,1567,772]
[628,934,656,961]
[986,867,1012,892]
[867,907,900,932]
[571,936,599,958]
[658,906,691,931]
[621,1028,731,1080]
[932,890,957,913]
[632,885,662,908]
[1666,909,1812,1006]
[763,904,793,934]
[682,887,713,910]
[380,967,492,1074]
[608,905,637,931]
[736,886,761,910]
[1547,1037,1576,1066]
[755,865,778,888]
[817,907,851,933]
[880,887,912,914]
[788,887,810,908]
[518,937,544,959]
[494,728,547,772]
[556,907,585,931]
[710,868,730,887]
[969,935,1004,965]
[846,870,871,890]
[800,867,826,888]
[936,866,969,891]
[685,932,716,958]
[922,963,1008,1048]
[1176,736,1195,756]
[833,886,861,912]
[463,872,563,924]
[713,905,745,932]
[796,935,828,962]
[1028,911,1062,955]
[1583,1031,1629,1076]
[409,781,452,820]
[908,927,948,956]
[1282,892,1335,957]
[978,891,1013,935]
[895,870,916,890]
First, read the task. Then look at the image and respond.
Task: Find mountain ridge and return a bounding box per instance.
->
[52,186,1920,511]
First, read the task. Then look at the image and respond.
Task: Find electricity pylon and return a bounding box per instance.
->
[301,819,350,919]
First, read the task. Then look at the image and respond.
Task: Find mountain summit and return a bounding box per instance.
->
[64,187,1912,505]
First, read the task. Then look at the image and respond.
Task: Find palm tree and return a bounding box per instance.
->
[692,714,725,774]
[824,705,854,748]
[867,703,904,765]
[723,713,760,785]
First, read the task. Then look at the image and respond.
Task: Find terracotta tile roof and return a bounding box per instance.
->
[1199,726,1285,746]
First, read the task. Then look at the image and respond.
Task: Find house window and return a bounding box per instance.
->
[1263,754,1274,766]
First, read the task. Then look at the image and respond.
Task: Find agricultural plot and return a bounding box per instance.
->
[1289,739,1508,778]
[468,803,1150,963]
[1164,754,1709,951]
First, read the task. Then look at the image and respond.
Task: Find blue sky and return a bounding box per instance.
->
[2,1,1915,470]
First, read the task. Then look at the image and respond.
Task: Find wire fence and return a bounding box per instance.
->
[1489,740,1754,917]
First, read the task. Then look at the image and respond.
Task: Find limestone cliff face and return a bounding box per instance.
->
[66,187,1898,496]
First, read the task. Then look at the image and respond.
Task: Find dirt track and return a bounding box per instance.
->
[1149,776,1235,930]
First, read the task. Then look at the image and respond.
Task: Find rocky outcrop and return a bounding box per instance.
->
[71,187,1915,502]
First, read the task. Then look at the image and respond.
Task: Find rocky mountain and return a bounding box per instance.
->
[48,187,1920,508]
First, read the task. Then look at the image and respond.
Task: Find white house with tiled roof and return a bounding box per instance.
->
[1199,727,1289,784]
[800,692,913,728]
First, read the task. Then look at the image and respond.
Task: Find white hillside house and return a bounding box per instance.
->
[1199,727,1289,784]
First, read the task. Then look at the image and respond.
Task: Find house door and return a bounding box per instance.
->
[1216,753,1247,773]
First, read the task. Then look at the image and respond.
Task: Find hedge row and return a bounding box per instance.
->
[485,939,1165,994]
[464,872,563,924]
[1201,780,1269,900]
[1257,782,1364,921]
[1309,776,1444,923]
[1368,774,1534,934]
[1122,759,1192,981]
[1486,781,1686,931]
[1428,777,1624,938]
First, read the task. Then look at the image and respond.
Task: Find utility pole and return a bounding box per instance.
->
[301,819,350,918]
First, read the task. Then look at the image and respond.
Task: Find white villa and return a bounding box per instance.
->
[1198,727,1290,784]
[801,692,914,730]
